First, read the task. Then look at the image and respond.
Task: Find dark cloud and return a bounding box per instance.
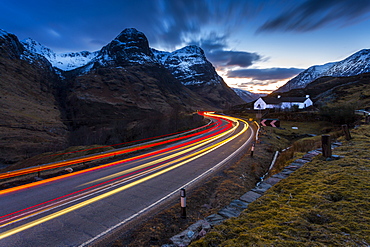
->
[186,33,262,68]
[227,68,303,80]
[258,0,370,32]
[188,33,229,52]
[1,0,261,52]
[207,50,262,68]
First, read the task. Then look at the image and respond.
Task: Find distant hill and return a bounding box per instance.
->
[232,88,264,103]
[276,49,370,92]
[271,72,370,109]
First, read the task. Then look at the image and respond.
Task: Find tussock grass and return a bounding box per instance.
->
[192,125,370,246]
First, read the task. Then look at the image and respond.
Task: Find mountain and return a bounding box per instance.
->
[152,45,244,108]
[0,28,243,166]
[277,49,370,92]
[0,29,68,165]
[22,28,243,108]
[273,72,370,109]
[232,88,264,103]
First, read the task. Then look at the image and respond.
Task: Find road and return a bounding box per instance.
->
[0,112,255,246]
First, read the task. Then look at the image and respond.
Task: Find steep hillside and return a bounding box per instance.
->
[0,30,68,165]
[64,64,209,145]
[272,73,370,109]
[153,45,244,108]
[62,29,213,145]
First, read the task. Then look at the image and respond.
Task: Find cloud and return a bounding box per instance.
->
[149,0,260,49]
[207,50,262,68]
[257,0,370,32]
[186,33,262,68]
[227,67,303,80]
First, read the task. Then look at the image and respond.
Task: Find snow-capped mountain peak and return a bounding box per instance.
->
[277,49,370,92]
[153,45,220,86]
[21,38,98,71]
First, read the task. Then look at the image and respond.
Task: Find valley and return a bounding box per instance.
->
[1,25,370,247]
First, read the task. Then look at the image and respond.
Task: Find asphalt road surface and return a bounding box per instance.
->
[0,112,255,246]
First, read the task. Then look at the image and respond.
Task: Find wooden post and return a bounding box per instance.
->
[342,124,351,140]
[322,135,332,158]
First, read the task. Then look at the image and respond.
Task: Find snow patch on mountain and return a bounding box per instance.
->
[0,29,11,37]
[277,49,370,92]
[21,38,98,71]
[232,88,264,103]
[151,49,170,64]
[153,45,221,86]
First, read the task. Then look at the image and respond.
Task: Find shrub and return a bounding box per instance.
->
[319,103,359,125]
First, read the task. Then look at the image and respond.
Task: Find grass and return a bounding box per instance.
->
[191,124,370,246]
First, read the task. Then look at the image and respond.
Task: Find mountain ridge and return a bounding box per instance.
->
[277,49,370,92]
[22,28,244,108]
[0,27,244,165]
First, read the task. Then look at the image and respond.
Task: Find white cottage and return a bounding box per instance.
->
[254,95,313,110]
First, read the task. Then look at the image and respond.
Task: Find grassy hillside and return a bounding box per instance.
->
[268,72,370,109]
[191,124,370,246]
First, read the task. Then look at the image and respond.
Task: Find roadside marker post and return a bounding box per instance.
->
[251,143,255,157]
[180,188,186,219]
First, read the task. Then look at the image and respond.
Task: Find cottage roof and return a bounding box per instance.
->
[263,96,309,104]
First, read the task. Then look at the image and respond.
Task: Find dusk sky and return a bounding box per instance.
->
[2,0,370,93]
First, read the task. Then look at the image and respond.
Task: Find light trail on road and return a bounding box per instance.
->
[0,112,252,245]
[0,114,220,180]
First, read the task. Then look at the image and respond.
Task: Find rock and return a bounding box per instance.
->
[240,191,262,203]
[293,158,311,164]
[284,164,301,170]
[302,153,317,160]
[229,199,249,210]
[205,214,226,226]
[280,168,295,176]
[264,177,282,185]
[170,220,211,246]
[271,173,289,179]
[252,182,272,194]
[218,206,241,218]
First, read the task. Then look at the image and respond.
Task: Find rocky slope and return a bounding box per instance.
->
[277,49,370,92]
[153,46,244,108]
[0,30,68,165]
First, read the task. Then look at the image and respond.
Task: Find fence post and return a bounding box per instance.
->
[322,135,332,158]
[342,124,351,140]
[180,188,186,219]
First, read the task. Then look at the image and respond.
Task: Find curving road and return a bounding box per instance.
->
[0,112,255,246]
